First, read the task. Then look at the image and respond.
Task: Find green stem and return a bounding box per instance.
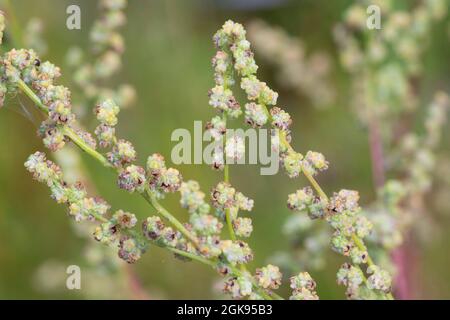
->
[143,189,199,247]
[168,247,217,268]
[62,126,113,169]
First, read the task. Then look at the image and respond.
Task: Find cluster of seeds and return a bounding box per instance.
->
[146,153,182,196]
[287,185,394,298]
[94,99,119,147]
[254,264,282,290]
[0,48,98,152]
[222,273,253,299]
[24,152,145,263]
[142,216,184,249]
[289,272,319,300]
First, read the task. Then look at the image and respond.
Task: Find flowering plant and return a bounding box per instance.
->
[1,0,448,300]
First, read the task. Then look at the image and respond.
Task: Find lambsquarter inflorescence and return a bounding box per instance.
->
[0,13,397,299]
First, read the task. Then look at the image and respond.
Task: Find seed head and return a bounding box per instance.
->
[233,217,253,237]
[255,264,282,289]
[117,165,146,193]
[94,99,120,126]
[113,210,137,229]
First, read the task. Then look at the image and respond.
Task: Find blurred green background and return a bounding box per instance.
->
[0,0,449,299]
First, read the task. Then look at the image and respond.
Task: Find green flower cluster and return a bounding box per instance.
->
[24,151,146,263]
[289,272,319,300]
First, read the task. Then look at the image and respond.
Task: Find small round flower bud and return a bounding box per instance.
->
[50,184,69,204]
[208,85,241,117]
[336,263,364,289]
[240,76,261,101]
[231,42,258,77]
[107,139,136,167]
[158,168,182,193]
[179,180,210,215]
[244,102,268,128]
[233,217,253,237]
[143,216,165,240]
[287,187,314,211]
[354,215,373,239]
[211,182,236,209]
[220,240,253,265]
[349,247,368,265]
[45,85,74,124]
[68,197,110,222]
[94,99,120,126]
[117,165,146,193]
[158,226,179,248]
[255,264,282,289]
[302,151,329,176]
[205,116,226,140]
[221,20,246,40]
[223,275,253,299]
[241,75,278,105]
[328,189,360,213]
[143,216,180,248]
[146,153,166,173]
[64,182,87,203]
[94,221,119,245]
[331,231,353,256]
[211,147,225,170]
[39,61,61,80]
[95,124,116,148]
[190,214,223,236]
[113,210,137,229]
[307,197,327,219]
[118,236,143,264]
[198,236,222,258]
[212,51,230,75]
[290,272,316,291]
[38,120,67,151]
[282,151,303,178]
[367,265,392,293]
[270,107,292,130]
[235,192,254,211]
[24,152,62,186]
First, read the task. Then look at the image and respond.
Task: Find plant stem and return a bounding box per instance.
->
[62,126,114,168]
[168,248,280,300]
[143,188,199,247]
[223,121,235,241]
[168,247,217,268]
